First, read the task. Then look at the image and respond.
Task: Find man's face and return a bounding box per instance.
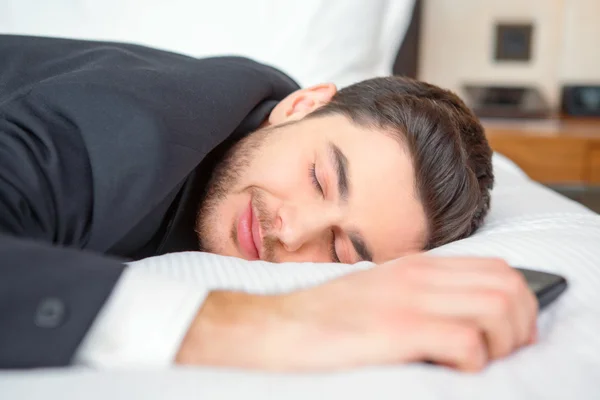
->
[196,112,427,265]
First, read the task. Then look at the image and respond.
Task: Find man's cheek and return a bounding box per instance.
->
[257,172,304,198]
[259,157,305,186]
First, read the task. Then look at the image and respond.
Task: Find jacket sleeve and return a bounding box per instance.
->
[0,36,301,369]
[0,91,126,369]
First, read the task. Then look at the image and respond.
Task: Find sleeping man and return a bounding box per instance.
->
[0,35,538,371]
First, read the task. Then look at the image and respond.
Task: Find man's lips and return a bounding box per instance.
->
[237,200,261,260]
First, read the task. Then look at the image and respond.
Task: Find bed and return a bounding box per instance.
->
[2,154,600,399]
[2,1,600,398]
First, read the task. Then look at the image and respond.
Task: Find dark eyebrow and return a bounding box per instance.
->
[328,142,350,202]
[349,231,373,262]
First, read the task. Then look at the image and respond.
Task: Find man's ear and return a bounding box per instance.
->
[267,83,337,126]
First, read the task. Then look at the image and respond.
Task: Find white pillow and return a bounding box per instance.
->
[0,0,415,87]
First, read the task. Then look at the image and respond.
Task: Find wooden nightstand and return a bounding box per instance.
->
[482,118,600,185]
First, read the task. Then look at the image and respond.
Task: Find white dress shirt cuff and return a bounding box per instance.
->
[74,265,208,368]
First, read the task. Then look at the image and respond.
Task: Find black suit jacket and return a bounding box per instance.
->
[0,35,299,368]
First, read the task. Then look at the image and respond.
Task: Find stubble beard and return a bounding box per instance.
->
[195,126,280,261]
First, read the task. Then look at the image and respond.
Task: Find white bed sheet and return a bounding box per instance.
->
[2,153,600,399]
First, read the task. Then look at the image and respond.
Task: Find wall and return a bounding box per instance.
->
[419,0,600,108]
[560,0,600,83]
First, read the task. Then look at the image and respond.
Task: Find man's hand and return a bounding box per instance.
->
[175,255,538,372]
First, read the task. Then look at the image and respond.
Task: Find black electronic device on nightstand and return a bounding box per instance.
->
[463,85,552,119]
[561,85,600,117]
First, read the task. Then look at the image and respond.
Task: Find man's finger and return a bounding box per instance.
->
[402,257,537,352]
[408,264,517,291]
[404,317,488,372]
[405,256,512,272]
[414,290,521,359]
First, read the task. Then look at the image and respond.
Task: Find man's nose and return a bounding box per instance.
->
[275,200,342,253]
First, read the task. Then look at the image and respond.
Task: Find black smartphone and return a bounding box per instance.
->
[514,267,568,310]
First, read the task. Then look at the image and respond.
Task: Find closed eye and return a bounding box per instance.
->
[310,163,324,196]
[329,233,341,263]
[310,163,341,263]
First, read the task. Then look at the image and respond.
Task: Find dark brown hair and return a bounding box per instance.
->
[308,76,494,249]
